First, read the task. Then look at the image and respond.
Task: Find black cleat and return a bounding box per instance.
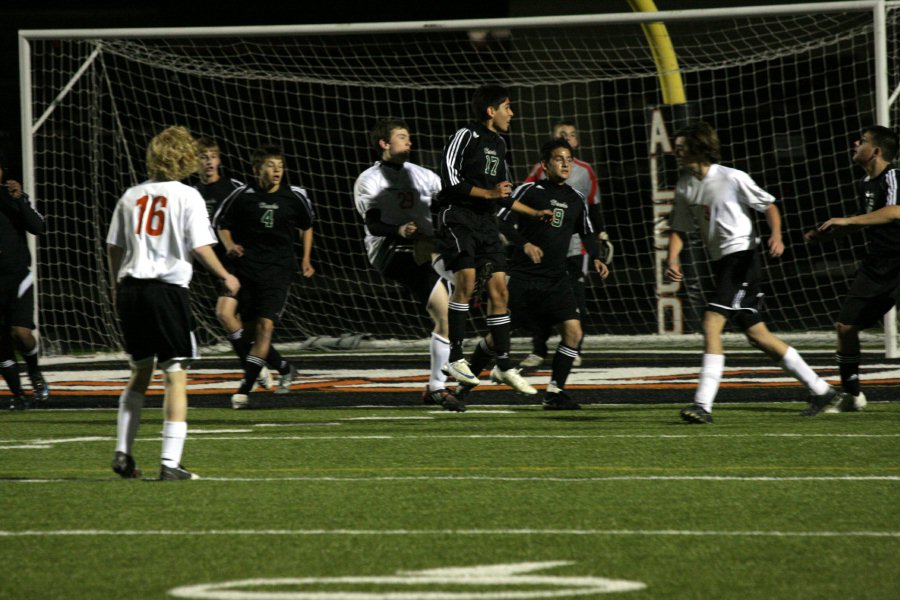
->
[680,404,713,424]
[159,464,199,480]
[112,451,142,479]
[29,372,50,403]
[542,390,581,410]
[8,394,30,410]
[422,386,466,413]
[800,387,840,417]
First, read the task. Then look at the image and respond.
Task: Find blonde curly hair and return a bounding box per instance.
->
[146,126,199,181]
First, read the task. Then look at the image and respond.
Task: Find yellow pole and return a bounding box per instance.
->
[627,0,686,105]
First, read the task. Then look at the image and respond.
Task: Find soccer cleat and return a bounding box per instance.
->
[454,383,476,403]
[256,366,274,390]
[542,390,581,410]
[8,394,30,410]
[446,359,481,386]
[421,386,466,413]
[518,353,545,371]
[572,354,583,367]
[159,464,200,480]
[799,387,840,417]
[29,372,50,403]
[112,451,142,479]
[273,364,297,395]
[824,391,867,414]
[680,404,713,424]
[231,393,250,410]
[490,366,537,395]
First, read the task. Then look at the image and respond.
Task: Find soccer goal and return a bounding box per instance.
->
[18,1,900,355]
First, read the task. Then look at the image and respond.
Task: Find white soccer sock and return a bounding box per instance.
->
[161,420,188,468]
[695,353,725,412]
[780,346,830,396]
[115,389,145,455]
[429,332,450,391]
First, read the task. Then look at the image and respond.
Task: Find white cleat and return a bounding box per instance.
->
[572,354,583,367]
[824,391,867,413]
[274,364,297,395]
[231,393,250,410]
[256,367,274,391]
[518,353,544,369]
[490,366,537,395]
[445,359,481,386]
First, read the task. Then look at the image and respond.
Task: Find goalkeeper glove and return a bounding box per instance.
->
[597,231,614,265]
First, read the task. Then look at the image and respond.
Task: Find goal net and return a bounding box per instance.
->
[20,3,900,354]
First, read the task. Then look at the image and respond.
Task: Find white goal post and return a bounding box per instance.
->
[18,1,900,355]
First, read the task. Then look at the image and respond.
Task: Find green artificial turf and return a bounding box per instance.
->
[0,402,897,599]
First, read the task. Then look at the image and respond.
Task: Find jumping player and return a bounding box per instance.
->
[354,118,464,412]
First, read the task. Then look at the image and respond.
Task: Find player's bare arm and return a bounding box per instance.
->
[217,227,244,257]
[509,199,553,222]
[593,259,610,280]
[193,244,240,296]
[765,204,784,257]
[470,181,512,200]
[665,230,685,282]
[522,242,543,264]
[301,227,315,278]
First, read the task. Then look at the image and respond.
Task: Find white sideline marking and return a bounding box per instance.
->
[6,475,898,484]
[190,429,253,434]
[1,528,897,538]
[340,416,434,421]
[0,432,897,450]
[254,423,342,427]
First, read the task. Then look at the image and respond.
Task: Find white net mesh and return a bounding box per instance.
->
[24,6,900,354]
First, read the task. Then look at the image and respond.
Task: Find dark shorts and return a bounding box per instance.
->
[116,277,198,364]
[380,250,445,310]
[437,205,507,273]
[508,274,580,331]
[0,271,36,330]
[707,250,764,330]
[837,254,900,329]
[235,272,291,323]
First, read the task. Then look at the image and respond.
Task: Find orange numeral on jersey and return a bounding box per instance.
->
[135,195,168,236]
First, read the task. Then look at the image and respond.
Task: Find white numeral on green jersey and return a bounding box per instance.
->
[552,207,565,227]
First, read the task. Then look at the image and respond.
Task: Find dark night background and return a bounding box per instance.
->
[0,0,885,352]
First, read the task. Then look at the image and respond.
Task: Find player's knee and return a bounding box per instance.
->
[835,321,856,339]
[128,356,155,390]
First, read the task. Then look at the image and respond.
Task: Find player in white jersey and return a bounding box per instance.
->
[665,122,841,423]
[106,126,240,479]
[354,118,463,412]
[520,120,613,370]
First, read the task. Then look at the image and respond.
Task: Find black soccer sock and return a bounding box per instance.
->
[836,352,861,396]
[531,323,552,358]
[487,312,512,371]
[469,339,496,379]
[238,355,266,395]
[22,342,40,375]
[227,329,250,362]
[550,344,579,391]
[448,301,469,362]
[265,346,290,374]
[0,359,24,396]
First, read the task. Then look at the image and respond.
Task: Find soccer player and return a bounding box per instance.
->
[520,120,614,370]
[462,138,609,409]
[194,137,274,391]
[214,145,315,409]
[354,118,464,412]
[0,155,48,409]
[805,125,900,414]
[665,122,841,423]
[106,125,240,480]
[437,83,552,398]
